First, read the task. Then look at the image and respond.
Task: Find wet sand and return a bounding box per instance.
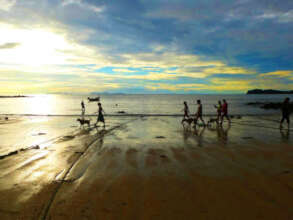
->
[0,115,292,219]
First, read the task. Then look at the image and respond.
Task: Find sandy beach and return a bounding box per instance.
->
[0,115,292,219]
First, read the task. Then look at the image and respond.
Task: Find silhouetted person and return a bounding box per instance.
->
[81,100,85,119]
[194,99,205,128]
[95,102,105,128]
[280,97,290,129]
[183,101,190,119]
[220,99,231,125]
[214,100,222,124]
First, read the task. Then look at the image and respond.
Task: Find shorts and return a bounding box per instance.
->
[281,114,290,123]
[222,111,228,116]
[196,113,202,118]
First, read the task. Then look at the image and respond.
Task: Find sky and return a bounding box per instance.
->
[0,0,292,94]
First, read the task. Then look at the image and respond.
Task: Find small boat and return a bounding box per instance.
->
[88,97,100,102]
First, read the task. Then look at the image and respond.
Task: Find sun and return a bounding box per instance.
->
[0,24,73,66]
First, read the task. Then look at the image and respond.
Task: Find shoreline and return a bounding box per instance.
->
[0,113,283,117]
[0,96,30,98]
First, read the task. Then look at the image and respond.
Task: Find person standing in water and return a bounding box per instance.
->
[280,97,290,129]
[81,100,85,119]
[95,102,106,128]
[182,101,190,119]
[194,99,205,127]
[214,100,222,124]
[220,99,231,125]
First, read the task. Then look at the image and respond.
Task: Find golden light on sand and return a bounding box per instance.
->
[0,25,72,65]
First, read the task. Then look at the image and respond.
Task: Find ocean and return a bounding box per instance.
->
[0,94,292,116]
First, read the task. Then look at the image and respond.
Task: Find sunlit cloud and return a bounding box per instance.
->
[145,80,250,93]
[209,78,251,91]
[203,67,255,75]
[117,53,225,69]
[0,24,106,67]
[62,0,104,13]
[145,83,207,91]
[259,70,293,78]
[0,42,20,49]
[0,0,15,11]
[0,25,71,65]
[0,0,292,94]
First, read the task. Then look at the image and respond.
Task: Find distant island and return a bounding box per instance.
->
[247,89,293,94]
[0,95,30,98]
[90,92,125,95]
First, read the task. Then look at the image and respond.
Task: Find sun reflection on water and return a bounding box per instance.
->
[28,95,55,115]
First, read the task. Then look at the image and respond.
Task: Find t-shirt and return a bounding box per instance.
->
[197,104,202,116]
[282,102,290,115]
[217,104,222,113]
[222,103,228,114]
[98,106,103,115]
[184,105,189,114]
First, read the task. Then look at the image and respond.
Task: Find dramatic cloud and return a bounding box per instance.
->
[0,0,292,94]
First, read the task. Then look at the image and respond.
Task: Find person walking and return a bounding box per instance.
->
[220,99,231,125]
[214,100,222,124]
[194,99,205,128]
[182,101,190,119]
[280,97,290,129]
[95,102,106,128]
[81,100,85,119]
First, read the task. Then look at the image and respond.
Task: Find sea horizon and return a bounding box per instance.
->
[1,93,292,117]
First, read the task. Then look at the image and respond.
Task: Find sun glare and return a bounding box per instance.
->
[0,25,72,65]
[28,95,54,115]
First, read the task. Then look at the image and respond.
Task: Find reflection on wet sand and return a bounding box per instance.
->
[280,129,290,142]
[205,123,231,145]
[182,128,192,143]
[182,125,206,147]
[0,116,292,219]
[217,124,231,145]
[193,127,206,147]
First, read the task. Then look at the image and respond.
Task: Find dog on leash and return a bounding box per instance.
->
[181,117,194,127]
[77,118,91,127]
[207,118,218,127]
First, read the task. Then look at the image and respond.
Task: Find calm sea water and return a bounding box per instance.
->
[0,94,292,116]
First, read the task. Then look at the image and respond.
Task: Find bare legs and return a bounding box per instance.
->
[194,115,205,128]
[280,116,290,129]
[220,114,231,126]
[81,108,85,120]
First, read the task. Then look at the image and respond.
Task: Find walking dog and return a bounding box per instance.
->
[77,118,91,127]
[207,118,218,127]
[181,117,194,127]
